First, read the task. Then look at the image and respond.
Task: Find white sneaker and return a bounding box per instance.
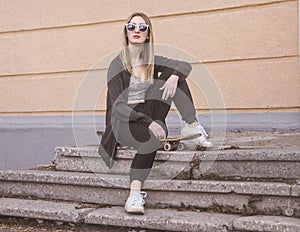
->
[181,122,213,148]
[124,191,147,214]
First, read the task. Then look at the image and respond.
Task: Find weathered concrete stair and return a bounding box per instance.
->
[0,170,299,218]
[0,197,300,232]
[55,146,300,181]
[1,135,300,231]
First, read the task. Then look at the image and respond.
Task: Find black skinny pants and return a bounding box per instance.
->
[117,79,197,184]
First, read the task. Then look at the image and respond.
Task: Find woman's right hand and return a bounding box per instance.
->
[148,121,166,139]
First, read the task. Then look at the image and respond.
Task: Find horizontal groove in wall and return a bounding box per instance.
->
[0,107,299,117]
[153,0,296,20]
[0,0,295,35]
[0,55,298,79]
[203,55,299,65]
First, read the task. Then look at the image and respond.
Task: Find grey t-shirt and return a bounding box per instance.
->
[127,75,151,104]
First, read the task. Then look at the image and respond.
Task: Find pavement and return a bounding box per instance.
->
[209,131,300,150]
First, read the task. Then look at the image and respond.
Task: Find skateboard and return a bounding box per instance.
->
[159,133,201,151]
[96,130,130,150]
[97,131,201,151]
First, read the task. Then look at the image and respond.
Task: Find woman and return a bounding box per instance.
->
[98,12,212,214]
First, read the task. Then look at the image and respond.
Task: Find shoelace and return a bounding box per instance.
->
[130,191,147,205]
[198,125,209,137]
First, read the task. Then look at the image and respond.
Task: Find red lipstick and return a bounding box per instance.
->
[133,35,140,39]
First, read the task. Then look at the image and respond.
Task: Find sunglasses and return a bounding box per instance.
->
[125,23,149,32]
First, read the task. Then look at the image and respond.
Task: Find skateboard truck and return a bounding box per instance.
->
[160,133,201,151]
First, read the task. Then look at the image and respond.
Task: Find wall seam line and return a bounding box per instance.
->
[0,0,296,35]
[0,107,299,116]
[0,55,298,79]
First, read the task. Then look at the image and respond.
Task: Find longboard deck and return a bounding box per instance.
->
[97,131,202,151]
[97,131,200,142]
[160,133,201,142]
[96,131,105,137]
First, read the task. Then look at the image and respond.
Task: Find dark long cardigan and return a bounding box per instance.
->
[98,54,192,168]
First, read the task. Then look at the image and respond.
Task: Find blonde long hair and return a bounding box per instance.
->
[120,12,154,82]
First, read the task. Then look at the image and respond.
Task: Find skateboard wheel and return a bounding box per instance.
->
[178,143,185,151]
[285,208,294,217]
[163,142,172,151]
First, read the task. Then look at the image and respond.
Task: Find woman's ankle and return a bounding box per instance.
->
[129,180,142,195]
[187,121,199,128]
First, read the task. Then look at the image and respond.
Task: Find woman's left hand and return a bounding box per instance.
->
[159,75,179,101]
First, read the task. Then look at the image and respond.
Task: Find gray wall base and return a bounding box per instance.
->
[0,112,299,170]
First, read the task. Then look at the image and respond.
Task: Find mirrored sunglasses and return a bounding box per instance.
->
[125,23,149,32]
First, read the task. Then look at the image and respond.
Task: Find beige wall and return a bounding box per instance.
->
[0,0,299,116]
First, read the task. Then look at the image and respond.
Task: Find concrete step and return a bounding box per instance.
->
[0,170,299,218]
[0,197,90,223]
[233,215,300,232]
[0,197,300,232]
[54,146,300,181]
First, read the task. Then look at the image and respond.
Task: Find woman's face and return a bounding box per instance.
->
[126,16,149,45]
